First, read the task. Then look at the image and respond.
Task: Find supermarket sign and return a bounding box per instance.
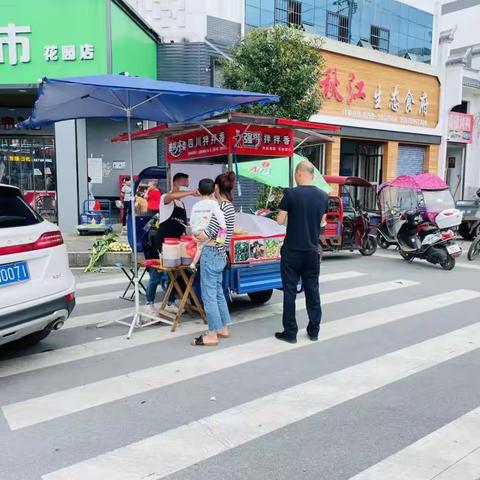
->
[447,112,474,144]
[0,0,106,84]
[166,124,294,162]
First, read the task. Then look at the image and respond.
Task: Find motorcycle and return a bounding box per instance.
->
[378,173,463,270]
[376,221,397,249]
[393,209,462,270]
[321,176,378,256]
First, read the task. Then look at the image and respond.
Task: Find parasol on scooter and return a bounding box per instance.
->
[378,173,463,270]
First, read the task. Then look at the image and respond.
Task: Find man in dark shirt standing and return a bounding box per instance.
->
[276,160,329,344]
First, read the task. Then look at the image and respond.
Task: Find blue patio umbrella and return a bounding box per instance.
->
[19,74,279,127]
[19,74,279,337]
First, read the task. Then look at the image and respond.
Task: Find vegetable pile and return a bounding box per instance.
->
[85,233,120,272]
[108,241,132,253]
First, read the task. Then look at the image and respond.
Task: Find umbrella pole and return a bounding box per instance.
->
[98,112,173,336]
[126,111,141,339]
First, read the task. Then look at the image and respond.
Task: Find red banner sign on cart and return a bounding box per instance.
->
[166,125,230,162]
[166,124,295,162]
[230,125,294,156]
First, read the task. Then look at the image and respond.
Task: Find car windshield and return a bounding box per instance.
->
[0,188,42,228]
[422,189,455,213]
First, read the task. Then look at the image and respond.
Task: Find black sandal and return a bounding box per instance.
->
[191,335,218,347]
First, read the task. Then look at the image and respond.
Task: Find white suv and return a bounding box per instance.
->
[0,184,75,347]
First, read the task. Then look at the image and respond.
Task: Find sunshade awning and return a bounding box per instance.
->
[17,75,280,127]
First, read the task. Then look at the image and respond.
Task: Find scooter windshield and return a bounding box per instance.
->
[422,189,455,213]
[380,187,418,238]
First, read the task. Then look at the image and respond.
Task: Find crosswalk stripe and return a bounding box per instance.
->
[0,279,415,379]
[41,317,480,480]
[64,308,133,330]
[75,291,126,305]
[65,271,366,331]
[373,251,480,271]
[75,276,132,291]
[350,406,480,480]
[4,289,477,431]
[319,271,366,282]
[433,449,480,480]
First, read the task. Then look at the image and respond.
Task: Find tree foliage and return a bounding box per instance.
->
[221,25,325,121]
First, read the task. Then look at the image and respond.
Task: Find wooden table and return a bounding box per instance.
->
[151,263,206,332]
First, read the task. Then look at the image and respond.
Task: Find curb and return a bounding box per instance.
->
[68,251,132,268]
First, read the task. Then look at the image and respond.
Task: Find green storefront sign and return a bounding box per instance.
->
[0,0,157,85]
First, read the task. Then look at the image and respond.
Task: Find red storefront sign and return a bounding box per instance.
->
[448,112,474,144]
[166,124,294,162]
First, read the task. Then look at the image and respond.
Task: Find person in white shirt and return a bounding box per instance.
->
[121,177,132,230]
[189,178,226,271]
[87,176,95,211]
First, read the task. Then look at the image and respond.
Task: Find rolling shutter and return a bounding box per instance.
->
[397,145,425,176]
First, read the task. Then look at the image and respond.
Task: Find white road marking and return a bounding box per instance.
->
[63,308,133,330]
[0,279,415,380]
[67,271,366,330]
[75,276,131,291]
[75,291,127,305]
[5,289,477,431]
[319,271,366,282]
[41,317,480,480]
[373,251,480,270]
[350,406,480,480]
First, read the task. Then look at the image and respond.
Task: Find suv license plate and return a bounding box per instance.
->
[446,244,461,255]
[0,261,30,288]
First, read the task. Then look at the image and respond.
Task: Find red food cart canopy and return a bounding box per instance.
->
[111,113,340,162]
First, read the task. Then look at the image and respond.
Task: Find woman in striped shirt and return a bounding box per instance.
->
[191,172,236,347]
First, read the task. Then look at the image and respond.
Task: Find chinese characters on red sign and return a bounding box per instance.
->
[166,124,294,162]
[166,125,229,162]
[448,112,474,144]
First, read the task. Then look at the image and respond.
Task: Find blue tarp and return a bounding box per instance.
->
[18,74,279,127]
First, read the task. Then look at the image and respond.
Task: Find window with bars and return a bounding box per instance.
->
[275,0,303,28]
[326,11,350,43]
[370,25,390,53]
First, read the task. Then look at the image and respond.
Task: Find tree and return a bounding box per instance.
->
[221,25,325,121]
[221,25,325,211]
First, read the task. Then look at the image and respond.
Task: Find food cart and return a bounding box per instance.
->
[112,113,339,304]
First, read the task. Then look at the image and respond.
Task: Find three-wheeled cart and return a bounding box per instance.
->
[112,113,339,304]
[77,199,113,235]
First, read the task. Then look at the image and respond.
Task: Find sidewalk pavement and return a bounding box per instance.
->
[64,225,132,268]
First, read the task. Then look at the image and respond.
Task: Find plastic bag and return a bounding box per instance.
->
[185,240,197,258]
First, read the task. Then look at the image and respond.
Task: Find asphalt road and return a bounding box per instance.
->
[1,248,480,480]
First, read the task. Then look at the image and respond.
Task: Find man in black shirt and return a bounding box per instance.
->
[276,160,329,343]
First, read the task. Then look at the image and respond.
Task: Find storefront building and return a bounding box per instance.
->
[438,2,480,201]
[0,0,158,232]
[311,40,441,197]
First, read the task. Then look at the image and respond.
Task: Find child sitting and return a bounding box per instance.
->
[189,178,226,271]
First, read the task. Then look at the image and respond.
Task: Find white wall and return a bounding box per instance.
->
[440,4,480,49]
[462,91,480,198]
[125,0,244,42]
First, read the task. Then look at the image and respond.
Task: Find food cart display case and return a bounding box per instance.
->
[113,113,339,303]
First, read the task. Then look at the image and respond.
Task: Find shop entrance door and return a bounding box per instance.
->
[340,140,382,209]
[446,144,466,201]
